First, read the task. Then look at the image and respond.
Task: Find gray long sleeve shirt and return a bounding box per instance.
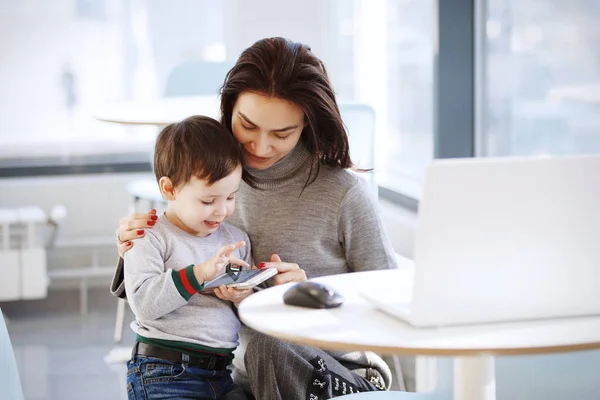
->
[124,215,251,350]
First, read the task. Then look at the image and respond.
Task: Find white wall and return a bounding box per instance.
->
[0,173,150,241]
[143,0,225,94]
[0,0,125,144]
[141,0,339,97]
[221,0,331,63]
[0,173,152,288]
[380,198,417,259]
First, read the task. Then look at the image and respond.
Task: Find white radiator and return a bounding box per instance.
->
[0,207,48,301]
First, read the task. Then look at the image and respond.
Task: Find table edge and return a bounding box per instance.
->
[239,317,600,356]
[95,117,170,126]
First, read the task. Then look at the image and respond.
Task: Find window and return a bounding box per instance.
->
[480,0,600,157]
[377,0,435,200]
[329,0,436,200]
[1,0,437,202]
[0,0,157,172]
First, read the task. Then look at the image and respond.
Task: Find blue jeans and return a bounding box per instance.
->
[127,355,248,400]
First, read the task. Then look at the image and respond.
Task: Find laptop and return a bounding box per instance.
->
[361,155,600,327]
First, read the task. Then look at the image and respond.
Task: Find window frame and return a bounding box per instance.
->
[379,0,477,210]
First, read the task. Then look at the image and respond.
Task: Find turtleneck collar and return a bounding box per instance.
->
[245,141,314,190]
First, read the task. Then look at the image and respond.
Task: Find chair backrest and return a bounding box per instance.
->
[148,60,233,168]
[339,103,377,195]
[164,61,234,97]
[0,310,24,400]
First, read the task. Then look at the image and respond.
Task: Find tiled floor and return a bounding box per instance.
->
[4,289,136,400]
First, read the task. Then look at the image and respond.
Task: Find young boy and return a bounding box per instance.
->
[124,115,252,400]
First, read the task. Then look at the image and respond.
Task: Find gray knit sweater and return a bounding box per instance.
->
[229,142,398,279]
[229,141,398,386]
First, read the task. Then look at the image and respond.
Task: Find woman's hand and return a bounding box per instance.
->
[261,253,307,286]
[116,209,158,257]
[214,286,254,308]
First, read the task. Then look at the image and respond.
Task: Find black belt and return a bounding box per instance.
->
[133,342,232,370]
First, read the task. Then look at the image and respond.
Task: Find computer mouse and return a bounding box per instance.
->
[283,281,344,309]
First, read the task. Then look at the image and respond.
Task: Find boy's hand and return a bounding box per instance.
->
[193,241,249,283]
[214,285,253,308]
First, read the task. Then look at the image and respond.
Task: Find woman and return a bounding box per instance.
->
[115,37,400,399]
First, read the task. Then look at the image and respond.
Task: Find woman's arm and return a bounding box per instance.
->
[337,179,399,272]
[111,209,158,299]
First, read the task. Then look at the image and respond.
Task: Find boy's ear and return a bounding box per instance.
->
[158,177,176,200]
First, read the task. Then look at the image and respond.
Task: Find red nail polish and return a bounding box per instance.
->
[126,242,132,246]
[137,229,144,235]
[151,215,158,220]
[150,209,157,213]
[257,262,266,269]
[148,220,156,226]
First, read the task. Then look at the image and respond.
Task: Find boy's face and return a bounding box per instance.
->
[166,165,242,236]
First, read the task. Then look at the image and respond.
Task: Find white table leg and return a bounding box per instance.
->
[415,355,438,392]
[453,355,495,400]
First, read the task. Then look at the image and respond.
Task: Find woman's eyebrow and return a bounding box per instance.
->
[271,124,298,133]
[238,112,258,127]
[238,111,298,132]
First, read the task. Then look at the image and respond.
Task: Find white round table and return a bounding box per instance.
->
[94,95,221,126]
[238,269,600,400]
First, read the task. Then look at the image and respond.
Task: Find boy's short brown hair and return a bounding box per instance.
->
[154,115,244,188]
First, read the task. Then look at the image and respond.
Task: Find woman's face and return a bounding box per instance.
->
[231,92,305,170]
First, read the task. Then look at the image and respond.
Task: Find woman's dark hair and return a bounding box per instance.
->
[220,37,354,185]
